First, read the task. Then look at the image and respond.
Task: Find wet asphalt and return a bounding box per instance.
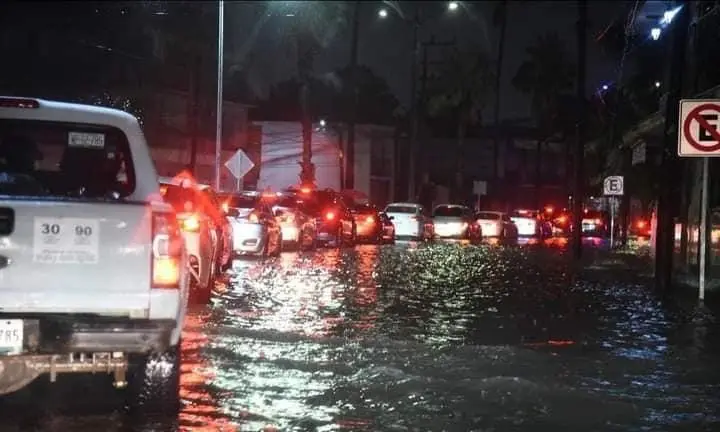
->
[1,238,720,432]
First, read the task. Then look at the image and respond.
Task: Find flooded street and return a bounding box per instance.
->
[2,241,720,431]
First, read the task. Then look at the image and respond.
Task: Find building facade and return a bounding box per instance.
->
[253,121,396,206]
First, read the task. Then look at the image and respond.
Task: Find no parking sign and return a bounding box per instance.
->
[678,100,720,156]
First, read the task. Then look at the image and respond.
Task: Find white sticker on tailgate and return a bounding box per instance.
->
[33,218,100,264]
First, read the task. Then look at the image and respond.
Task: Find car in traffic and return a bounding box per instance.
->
[222,192,282,257]
[159,176,220,303]
[271,193,317,250]
[384,202,433,241]
[510,209,552,237]
[0,96,188,412]
[198,184,232,273]
[628,215,652,238]
[581,209,609,237]
[432,204,482,242]
[378,211,396,244]
[475,211,518,239]
[351,203,384,244]
[292,188,356,247]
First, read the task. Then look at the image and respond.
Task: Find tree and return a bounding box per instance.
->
[254,66,399,125]
[265,1,348,186]
[427,46,495,205]
[511,32,575,206]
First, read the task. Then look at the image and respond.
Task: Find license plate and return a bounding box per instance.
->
[0,320,23,354]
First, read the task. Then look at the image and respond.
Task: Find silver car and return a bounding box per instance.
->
[272,194,317,250]
[225,192,282,257]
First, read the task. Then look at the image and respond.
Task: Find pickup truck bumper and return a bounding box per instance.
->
[1,313,176,354]
[0,314,176,395]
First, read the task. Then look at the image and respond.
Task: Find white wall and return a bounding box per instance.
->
[256,121,341,191]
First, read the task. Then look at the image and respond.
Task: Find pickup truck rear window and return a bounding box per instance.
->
[433,206,466,218]
[0,120,135,198]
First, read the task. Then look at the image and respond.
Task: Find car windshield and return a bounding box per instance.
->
[433,206,465,217]
[275,195,300,208]
[353,203,376,214]
[0,119,134,198]
[226,194,259,209]
[385,205,417,214]
[477,212,501,220]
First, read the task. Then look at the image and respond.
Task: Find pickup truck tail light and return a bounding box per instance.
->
[325,211,336,221]
[179,214,201,232]
[365,215,375,224]
[151,212,184,289]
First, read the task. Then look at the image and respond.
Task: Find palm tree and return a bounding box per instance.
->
[275,1,348,186]
[512,32,575,206]
[428,46,495,205]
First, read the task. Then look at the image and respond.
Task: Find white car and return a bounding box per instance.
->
[475,211,518,238]
[0,97,189,412]
[159,177,220,303]
[384,202,432,241]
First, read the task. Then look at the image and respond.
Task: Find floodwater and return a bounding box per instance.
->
[1,239,719,431]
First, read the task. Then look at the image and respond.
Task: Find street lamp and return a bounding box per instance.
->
[448,1,459,11]
[650,27,661,40]
[377,8,388,18]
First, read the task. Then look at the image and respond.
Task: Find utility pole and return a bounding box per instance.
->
[408,8,421,201]
[188,55,201,174]
[572,0,587,259]
[492,0,508,184]
[345,0,360,191]
[418,35,456,185]
[655,2,690,295]
[214,0,225,190]
[297,31,315,188]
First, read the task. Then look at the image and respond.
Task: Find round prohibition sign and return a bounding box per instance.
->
[683,103,720,152]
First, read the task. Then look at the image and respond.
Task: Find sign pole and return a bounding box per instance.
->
[699,156,709,301]
[236,158,243,192]
[678,99,720,301]
[609,197,615,249]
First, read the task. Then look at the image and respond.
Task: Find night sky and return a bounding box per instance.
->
[227,1,628,121]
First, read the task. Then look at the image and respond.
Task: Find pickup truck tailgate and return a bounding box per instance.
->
[0,200,152,315]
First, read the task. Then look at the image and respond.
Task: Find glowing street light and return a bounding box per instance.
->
[377,8,388,18]
[448,1,459,11]
[655,81,661,88]
[650,27,661,40]
[602,84,609,91]
[319,119,327,127]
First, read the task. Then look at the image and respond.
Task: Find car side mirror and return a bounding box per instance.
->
[388,216,394,220]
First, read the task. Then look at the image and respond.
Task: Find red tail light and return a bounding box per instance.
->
[151,212,183,289]
[179,213,201,232]
[325,211,336,221]
[557,215,568,225]
[636,220,647,229]
[0,97,40,109]
[248,212,260,223]
[366,215,375,224]
[594,218,602,225]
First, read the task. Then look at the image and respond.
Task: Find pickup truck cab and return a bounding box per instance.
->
[0,97,189,413]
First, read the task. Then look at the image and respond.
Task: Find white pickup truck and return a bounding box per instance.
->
[0,97,189,413]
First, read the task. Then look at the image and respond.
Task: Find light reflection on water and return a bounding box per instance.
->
[0,241,719,431]
[196,242,720,431]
